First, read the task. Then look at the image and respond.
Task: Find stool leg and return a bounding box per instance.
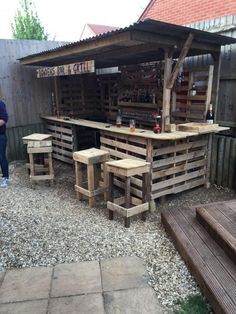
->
[29,153,36,188]
[103,162,109,202]
[124,217,130,228]
[108,172,114,220]
[88,164,95,208]
[141,172,149,221]
[48,153,54,186]
[124,177,131,227]
[75,161,83,200]
[125,177,131,208]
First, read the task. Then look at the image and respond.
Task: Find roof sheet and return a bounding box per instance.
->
[19,19,236,67]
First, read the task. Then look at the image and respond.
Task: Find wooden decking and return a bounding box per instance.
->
[161,200,236,314]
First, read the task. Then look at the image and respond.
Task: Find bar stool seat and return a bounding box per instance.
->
[27,140,54,187]
[73,148,110,208]
[106,159,151,227]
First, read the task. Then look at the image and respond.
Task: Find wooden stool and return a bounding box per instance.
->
[73,148,110,208]
[106,159,151,228]
[27,140,54,186]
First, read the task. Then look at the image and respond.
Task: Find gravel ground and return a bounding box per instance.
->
[0,161,235,311]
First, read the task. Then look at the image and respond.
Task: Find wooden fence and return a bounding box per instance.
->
[210,134,236,189]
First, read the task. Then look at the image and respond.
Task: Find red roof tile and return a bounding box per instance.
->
[87,24,120,35]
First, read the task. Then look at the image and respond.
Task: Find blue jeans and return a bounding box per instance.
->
[0,134,9,178]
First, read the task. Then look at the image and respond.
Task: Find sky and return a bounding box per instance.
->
[0,0,150,41]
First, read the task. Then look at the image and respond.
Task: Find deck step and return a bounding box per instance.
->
[161,202,236,314]
[196,206,236,264]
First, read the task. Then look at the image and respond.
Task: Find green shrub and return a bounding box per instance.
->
[174,294,209,314]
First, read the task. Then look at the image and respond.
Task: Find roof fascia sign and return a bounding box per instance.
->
[36,60,95,78]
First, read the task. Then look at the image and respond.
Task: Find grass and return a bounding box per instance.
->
[174,294,209,314]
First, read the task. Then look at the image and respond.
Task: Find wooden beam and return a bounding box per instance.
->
[211,50,221,122]
[20,31,132,65]
[130,30,219,53]
[162,51,173,131]
[167,33,194,89]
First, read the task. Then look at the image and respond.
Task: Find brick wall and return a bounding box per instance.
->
[140,0,236,25]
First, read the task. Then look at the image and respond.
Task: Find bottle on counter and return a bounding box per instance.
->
[206,104,214,124]
[116,108,122,127]
[190,83,197,96]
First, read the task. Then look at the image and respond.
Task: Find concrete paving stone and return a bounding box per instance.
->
[0,267,52,304]
[51,261,102,297]
[104,287,163,314]
[0,299,48,314]
[49,293,105,314]
[101,256,149,292]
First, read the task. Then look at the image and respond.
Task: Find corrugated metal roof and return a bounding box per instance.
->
[19,19,236,66]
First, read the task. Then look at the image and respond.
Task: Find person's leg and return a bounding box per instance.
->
[0,134,9,179]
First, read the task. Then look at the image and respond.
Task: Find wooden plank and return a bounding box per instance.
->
[27,146,52,154]
[152,168,205,191]
[153,149,206,168]
[100,137,147,156]
[52,139,73,149]
[153,139,207,157]
[48,131,73,142]
[107,201,148,218]
[52,153,73,164]
[47,124,73,135]
[100,145,142,161]
[152,159,206,179]
[53,146,72,157]
[152,178,205,199]
[30,174,54,180]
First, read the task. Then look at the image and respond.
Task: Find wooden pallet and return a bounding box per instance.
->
[161,201,236,314]
[46,121,75,164]
[100,130,208,201]
[172,66,214,123]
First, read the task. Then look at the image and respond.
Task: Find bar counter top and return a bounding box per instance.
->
[42,116,228,141]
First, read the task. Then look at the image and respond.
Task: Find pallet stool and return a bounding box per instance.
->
[106,159,151,228]
[27,140,54,186]
[73,148,110,208]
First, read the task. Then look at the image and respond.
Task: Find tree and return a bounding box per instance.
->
[11,0,49,40]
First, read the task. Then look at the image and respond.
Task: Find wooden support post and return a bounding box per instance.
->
[167,33,194,89]
[75,161,83,200]
[103,162,109,202]
[87,164,95,207]
[48,152,54,186]
[206,133,213,189]
[162,51,172,131]
[54,77,60,118]
[125,177,131,208]
[108,172,114,220]
[211,50,221,122]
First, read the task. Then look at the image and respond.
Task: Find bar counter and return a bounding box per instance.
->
[42,116,227,202]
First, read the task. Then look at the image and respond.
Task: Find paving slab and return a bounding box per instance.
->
[49,293,105,314]
[51,261,102,297]
[104,287,163,314]
[0,299,48,314]
[0,267,52,303]
[101,256,149,291]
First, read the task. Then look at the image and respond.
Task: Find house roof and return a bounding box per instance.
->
[19,19,236,68]
[138,0,156,21]
[87,24,120,35]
